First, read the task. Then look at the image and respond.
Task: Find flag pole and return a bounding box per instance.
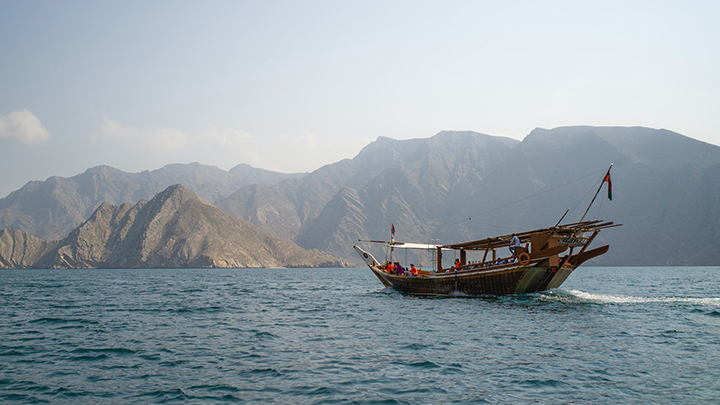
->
[579,164,613,223]
[389,221,395,264]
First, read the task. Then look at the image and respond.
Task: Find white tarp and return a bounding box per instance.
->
[389,242,453,250]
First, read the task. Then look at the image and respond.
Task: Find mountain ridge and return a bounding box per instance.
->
[1,126,719,266]
[0,163,306,240]
[236,126,720,265]
[0,184,343,269]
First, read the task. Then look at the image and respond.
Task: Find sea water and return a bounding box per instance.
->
[1,267,719,404]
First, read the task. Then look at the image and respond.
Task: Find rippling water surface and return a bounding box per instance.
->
[1,267,720,404]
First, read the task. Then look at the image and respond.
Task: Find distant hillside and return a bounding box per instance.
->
[217,127,720,266]
[216,131,519,245]
[0,184,342,269]
[0,163,306,240]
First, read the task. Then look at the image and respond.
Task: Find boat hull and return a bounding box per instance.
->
[369,264,575,296]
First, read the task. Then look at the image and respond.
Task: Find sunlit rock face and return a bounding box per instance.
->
[1,184,343,269]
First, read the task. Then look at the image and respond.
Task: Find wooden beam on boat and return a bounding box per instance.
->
[528,245,568,260]
[444,221,620,252]
[568,245,610,266]
[557,219,604,228]
[436,247,442,273]
[575,230,599,257]
[559,221,618,232]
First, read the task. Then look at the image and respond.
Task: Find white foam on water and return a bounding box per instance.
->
[378,286,400,294]
[565,290,720,306]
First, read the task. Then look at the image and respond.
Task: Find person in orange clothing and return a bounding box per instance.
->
[410,264,418,275]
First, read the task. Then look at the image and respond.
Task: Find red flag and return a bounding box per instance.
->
[603,172,612,201]
[391,222,395,235]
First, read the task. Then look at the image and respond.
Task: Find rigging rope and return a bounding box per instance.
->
[438,168,607,230]
[569,176,603,219]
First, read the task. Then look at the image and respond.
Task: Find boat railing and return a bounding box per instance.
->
[557,236,589,246]
[435,251,526,274]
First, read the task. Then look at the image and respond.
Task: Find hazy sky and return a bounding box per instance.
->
[1,0,719,197]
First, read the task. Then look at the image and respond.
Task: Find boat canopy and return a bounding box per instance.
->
[444,220,620,251]
[388,242,453,251]
[359,220,620,252]
[357,239,454,251]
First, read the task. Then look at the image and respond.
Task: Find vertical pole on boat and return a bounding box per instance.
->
[429,239,439,272]
[436,247,443,273]
[579,164,613,223]
[389,221,395,264]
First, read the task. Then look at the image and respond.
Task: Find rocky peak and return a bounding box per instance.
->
[153,183,202,204]
[14,184,345,269]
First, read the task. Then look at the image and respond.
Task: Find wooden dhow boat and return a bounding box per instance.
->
[354,166,619,296]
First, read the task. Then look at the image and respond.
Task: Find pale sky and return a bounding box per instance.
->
[1,0,719,197]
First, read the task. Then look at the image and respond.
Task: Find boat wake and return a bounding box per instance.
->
[547,289,720,306]
[377,286,402,295]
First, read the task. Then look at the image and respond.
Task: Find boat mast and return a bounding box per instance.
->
[554,208,570,227]
[389,221,395,264]
[579,164,613,223]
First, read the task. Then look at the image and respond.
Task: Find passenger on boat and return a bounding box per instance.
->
[509,233,521,256]
[410,264,418,276]
[454,259,461,271]
[386,262,394,274]
[395,262,405,275]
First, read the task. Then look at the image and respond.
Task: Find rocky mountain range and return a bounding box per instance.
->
[1,126,719,267]
[0,162,305,241]
[216,127,720,266]
[216,131,520,259]
[0,184,341,269]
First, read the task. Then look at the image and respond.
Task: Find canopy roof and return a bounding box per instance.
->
[443,220,620,251]
[358,239,454,250]
[359,220,620,251]
[387,242,453,251]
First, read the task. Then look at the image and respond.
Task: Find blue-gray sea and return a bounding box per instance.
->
[1,267,719,404]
